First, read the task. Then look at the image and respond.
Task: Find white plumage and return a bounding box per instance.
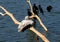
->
[18,16,34,32]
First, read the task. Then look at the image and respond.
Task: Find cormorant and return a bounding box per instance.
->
[46,5,53,12]
[33,3,39,15]
[38,5,44,15]
[27,9,32,16]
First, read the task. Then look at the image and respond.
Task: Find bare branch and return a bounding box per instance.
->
[27,0,34,15]
[0,6,20,25]
[0,5,49,42]
[35,15,48,31]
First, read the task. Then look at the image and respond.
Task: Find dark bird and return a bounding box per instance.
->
[27,9,37,24]
[33,3,39,15]
[38,5,44,15]
[46,5,53,12]
[27,9,32,16]
[27,9,37,20]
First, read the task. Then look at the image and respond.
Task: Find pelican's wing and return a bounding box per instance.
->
[18,19,33,32]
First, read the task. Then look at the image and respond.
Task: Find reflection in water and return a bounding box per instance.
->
[26,24,48,42]
[27,30,38,42]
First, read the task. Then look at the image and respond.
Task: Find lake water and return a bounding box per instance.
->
[0,0,60,42]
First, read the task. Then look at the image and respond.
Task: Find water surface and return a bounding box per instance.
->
[0,0,60,42]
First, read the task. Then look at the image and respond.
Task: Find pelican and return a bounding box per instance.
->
[18,16,34,32]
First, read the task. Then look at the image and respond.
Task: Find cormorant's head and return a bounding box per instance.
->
[39,5,41,7]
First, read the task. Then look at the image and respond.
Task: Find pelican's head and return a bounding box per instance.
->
[25,16,29,20]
